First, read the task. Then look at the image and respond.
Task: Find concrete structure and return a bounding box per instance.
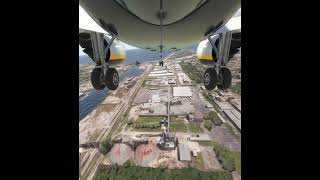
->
[140,103,167,115]
[148,73,174,77]
[178,143,191,162]
[158,132,177,150]
[170,102,194,116]
[188,134,212,141]
[223,109,241,131]
[173,87,192,97]
[152,93,160,103]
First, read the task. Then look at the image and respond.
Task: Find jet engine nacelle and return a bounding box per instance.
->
[196,32,240,65]
[79,29,126,65]
[196,37,219,65]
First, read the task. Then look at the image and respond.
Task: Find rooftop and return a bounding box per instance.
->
[173,86,192,97]
[178,143,191,161]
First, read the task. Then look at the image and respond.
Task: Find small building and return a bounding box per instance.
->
[194,110,204,122]
[192,150,198,157]
[187,113,195,122]
[178,143,191,162]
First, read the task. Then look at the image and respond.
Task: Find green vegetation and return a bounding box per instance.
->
[135,116,164,124]
[94,164,232,180]
[180,62,203,84]
[99,138,113,155]
[231,83,241,94]
[205,111,222,126]
[201,91,221,113]
[213,142,241,174]
[191,153,205,171]
[198,140,214,146]
[169,116,188,132]
[142,79,147,87]
[188,123,204,133]
[127,119,133,126]
[131,116,164,132]
[204,120,212,130]
[203,91,214,102]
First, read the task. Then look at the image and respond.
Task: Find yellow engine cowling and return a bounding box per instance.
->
[196,39,217,65]
[108,39,126,65]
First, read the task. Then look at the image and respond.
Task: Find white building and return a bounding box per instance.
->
[173,86,192,97]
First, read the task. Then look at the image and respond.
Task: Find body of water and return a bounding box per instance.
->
[79,65,144,120]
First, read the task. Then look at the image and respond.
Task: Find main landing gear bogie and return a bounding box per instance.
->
[91,67,119,90]
[203,67,232,90]
[90,34,120,91]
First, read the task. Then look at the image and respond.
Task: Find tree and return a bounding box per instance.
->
[204,120,212,130]
[99,138,113,155]
[206,111,222,126]
[127,120,133,125]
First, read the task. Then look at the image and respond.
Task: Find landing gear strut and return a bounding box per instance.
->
[204,32,233,90]
[159,60,164,66]
[90,33,119,90]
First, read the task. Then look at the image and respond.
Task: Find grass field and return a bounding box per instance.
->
[188,123,204,133]
[131,116,164,132]
[135,116,164,124]
[213,142,241,174]
[94,165,232,180]
[169,116,188,132]
[198,140,214,146]
[132,127,162,132]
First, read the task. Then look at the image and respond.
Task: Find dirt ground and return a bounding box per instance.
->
[200,146,222,171]
[134,87,150,104]
[134,142,160,167]
[153,149,186,169]
[114,87,129,98]
[109,143,134,165]
[79,84,125,144]
[232,171,241,180]
[127,105,139,121]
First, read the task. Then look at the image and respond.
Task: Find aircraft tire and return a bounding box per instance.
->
[106,68,119,90]
[204,68,217,90]
[91,67,106,90]
[217,67,232,90]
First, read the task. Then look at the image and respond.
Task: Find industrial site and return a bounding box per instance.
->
[79,51,241,180]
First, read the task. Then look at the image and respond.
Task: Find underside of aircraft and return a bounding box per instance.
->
[79,0,241,91]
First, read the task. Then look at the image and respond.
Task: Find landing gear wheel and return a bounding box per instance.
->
[204,68,217,90]
[106,68,119,90]
[217,67,232,90]
[91,68,106,90]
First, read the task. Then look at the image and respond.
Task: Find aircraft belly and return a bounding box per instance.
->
[80,0,240,50]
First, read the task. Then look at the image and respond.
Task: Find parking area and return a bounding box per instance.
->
[210,124,241,151]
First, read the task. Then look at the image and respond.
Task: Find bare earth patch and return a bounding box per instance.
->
[153,149,186,169]
[200,146,222,171]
